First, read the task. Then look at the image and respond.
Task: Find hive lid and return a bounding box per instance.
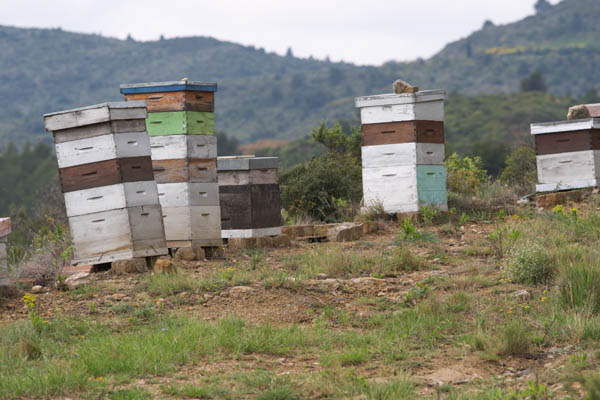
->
[44,101,147,132]
[355,89,446,108]
[120,80,218,94]
[530,118,600,135]
[0,217,11,238]
[218,156,279,171]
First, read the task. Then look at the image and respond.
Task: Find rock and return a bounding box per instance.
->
[30,285,44,294]
[64,272,92,290]
[425,368,472,385]
[255,237,274,248]
[281,225,314,239]
[513,289,531,301]
[567,104,591,120]
[271,234,291,248]
[315,273,328,280]
[174,247,205,262]
[327,223,363,242]
[204,246,225,260]
[393,79,419,94]
[351,277,383,285]
[537,190,583,209]
[111,258,148,275]
[228,286,255,296]
[153,258,177,275]
[360,221,379,234]
[228,238,258,250]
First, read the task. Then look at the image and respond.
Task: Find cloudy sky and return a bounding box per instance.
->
[1,0,561,65]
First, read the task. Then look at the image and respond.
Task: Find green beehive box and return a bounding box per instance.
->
[146,111,215,136]
[416,165,447,206]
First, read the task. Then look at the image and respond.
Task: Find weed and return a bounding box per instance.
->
[559,261,600,313]
[499,320,531,356]
[357,202,387,222]
[109,388,151,400]
[488,224,521,258]
[88,301,97,314]
[507,241,555,285]
[420,206,437,225]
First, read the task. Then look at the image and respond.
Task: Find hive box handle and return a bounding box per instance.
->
[92,219,105,223]
[87,196,103,201]
[425,129,435,135]
[197,167,208,171]
[381,130,395,134]
[131,165,142,169]
[136,190,146,195]
[150,121,163,124]
[559,160,572,164]
[195,94,204,100]
[147,95,163,101]
[81,171,97,177]
[76,146,94,151]
[127,141,138,145]
[199,192,208,197]
[382,174,396,177]
[556,139,570,143]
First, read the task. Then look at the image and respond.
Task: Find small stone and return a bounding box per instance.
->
[153,258,177,275]
[327,223,363,242]
[228,286,255,296]
[567,104,591,120]
[377,291,386,297]
[276,358,286,364]
[64,272,92,290]
[513,289,531,301]
[30,285,44,294]
[315,273,328,280]
[271,234,291,248]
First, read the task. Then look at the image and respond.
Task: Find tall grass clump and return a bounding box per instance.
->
[507,241,555,285]
[559,261,600,314]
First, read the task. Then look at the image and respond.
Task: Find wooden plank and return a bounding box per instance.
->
[166,239,223,248]
[531,119,600,135]
[250,169,278,185]
[44,101,147,131]
[190,158,218,183]
[355,90,446,108]
[124,91,215,112]
[55,132,150,168]
[219,185,252,229]
[251,184,281,229]
[0,242,6,261]
[222,227,282,239]
[362,121,444,146]
[361,143,445,168]
[146,111,215,136]
[149,135,217,160]
[535,130,600,155]
[218,170,251,186]
[416,165,447,191]
[362,165,419,213]
[120,81,218,94]
[0,218,11,238]
[59,157,154,193]
[52,120,147,144]
[537,151,600,183]
[359,102,444,125]
[217,156,279,171]
[152,158,217,184]
[157,182,220,207]
[64,182,160,218]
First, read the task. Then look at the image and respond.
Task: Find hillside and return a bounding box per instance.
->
[1,0,599,147]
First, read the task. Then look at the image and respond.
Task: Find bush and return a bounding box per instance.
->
[507,241,555,285]
[500,146,537,191]
[446,153,488,195]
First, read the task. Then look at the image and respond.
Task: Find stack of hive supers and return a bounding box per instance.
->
[44,102,168,265]
[532,118,600,192]
[120,81,222,250]
[0,218,10,274]
[355,90,448,213]
[218,156,281,238]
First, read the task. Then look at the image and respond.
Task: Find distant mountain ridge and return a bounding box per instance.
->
[0,0,598,146]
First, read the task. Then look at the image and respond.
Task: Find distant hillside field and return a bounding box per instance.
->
[0,0,598,148]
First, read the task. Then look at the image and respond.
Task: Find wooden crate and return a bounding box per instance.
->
[44,101,147,132]
[52,119,147,144]
[146,111,214,136]
[157,182,220,207]
[68,205,167,265]
[152,158,217,184]
[362,165,448,213]
[150,135,217,160]
[355,90,445,125]
[361,143,445,168]
[59,157,154,193]
[0,218,11,239]
[362,121,444,146]
[55,132,150,168]
[536,150,600,184]
[532,119,600,156]
[123,91,215,113]
[219,185,252,230]
[161,206,221,245]
[64,181,160,218]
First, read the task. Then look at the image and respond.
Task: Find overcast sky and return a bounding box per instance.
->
[1,0,561,65]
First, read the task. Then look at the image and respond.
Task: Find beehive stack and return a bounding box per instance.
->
[0,218,10,273]
[531,118,600,192]
[218,156,281,238]
[43,102,167,265]
[355,90,448,213]
[120,81,222,249]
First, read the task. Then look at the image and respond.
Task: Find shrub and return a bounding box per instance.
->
[280,153,362,222]
[499,319,531,356]
[499,146,537,190]
[446,153,488,195]
[507,241,555,285]
[559,262,600,313]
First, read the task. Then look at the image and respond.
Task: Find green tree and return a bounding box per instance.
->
[500,147,537,190]
[520,71,547,92]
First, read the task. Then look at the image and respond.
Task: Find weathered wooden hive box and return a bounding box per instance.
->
[120,81,222,249]
[44,102,168,265]
[218,156,281,238]
[0,218,10,272]
[355,90,448,213]
[532,118,600,192]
